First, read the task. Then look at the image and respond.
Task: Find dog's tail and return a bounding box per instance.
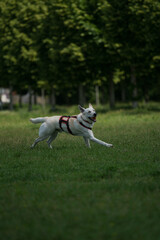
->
[30,117,47,124]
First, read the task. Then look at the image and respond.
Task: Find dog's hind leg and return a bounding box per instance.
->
[31,136,49,149]
[47,131,58,149]
[83,137,91,148]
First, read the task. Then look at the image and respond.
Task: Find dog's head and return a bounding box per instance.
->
[78,103,97,122]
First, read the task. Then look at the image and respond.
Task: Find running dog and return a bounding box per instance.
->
[30,104,113,149]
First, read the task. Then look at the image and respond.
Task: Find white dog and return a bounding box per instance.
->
[30,104,113,149]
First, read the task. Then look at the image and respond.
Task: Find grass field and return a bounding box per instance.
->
[0,103,160,240]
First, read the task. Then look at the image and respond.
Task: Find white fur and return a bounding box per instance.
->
[30,104,113,149]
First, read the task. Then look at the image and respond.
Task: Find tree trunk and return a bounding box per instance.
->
[101,86,107,104]
[95,85,100,106]
[0,92,3,110]
[109,74,115,109]
[131,66,138,108]
[50,87,56,111]
[41,88,45,111]
[78,83,85,106]
[121,80,126,102]
[9,85,13,111]
[144,87,149,104]
[34,91,37,105]
[19,93,22,108]
[28,87,33,111]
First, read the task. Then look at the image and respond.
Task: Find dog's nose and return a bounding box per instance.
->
[94,113,97,117]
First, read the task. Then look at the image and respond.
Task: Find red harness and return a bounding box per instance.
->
[59,115,92,135]
[59,116,74,135]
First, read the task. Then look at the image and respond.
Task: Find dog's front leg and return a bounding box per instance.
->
[83,137,91,148]
[90,136,113,147]
[88,132,113,148]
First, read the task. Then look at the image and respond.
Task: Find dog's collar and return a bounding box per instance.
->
[76,116,92,130]
[78,121,92,130]
[70,115,92,130]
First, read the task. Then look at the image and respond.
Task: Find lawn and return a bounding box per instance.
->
[0,104,160,240]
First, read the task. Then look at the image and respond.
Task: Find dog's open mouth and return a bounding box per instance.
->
[89,116,96,122]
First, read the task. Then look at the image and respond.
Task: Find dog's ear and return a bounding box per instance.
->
[78,105,85,113]
[89,103,93,108]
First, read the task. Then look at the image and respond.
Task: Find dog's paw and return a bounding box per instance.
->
[47,144,53,149]
[106,144,113,148]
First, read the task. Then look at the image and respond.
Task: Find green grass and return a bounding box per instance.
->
[0,104,160,240]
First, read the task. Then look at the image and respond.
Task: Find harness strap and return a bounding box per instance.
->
[59,116,74,135]
[59,115,92,134]
[66,118,73,135]
[59,116,64,131]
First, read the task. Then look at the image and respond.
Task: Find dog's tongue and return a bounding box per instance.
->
[92,116,96,121]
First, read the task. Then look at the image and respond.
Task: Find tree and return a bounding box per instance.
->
[100,0,160,107]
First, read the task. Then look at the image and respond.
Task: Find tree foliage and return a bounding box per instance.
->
[0,0,160,108]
